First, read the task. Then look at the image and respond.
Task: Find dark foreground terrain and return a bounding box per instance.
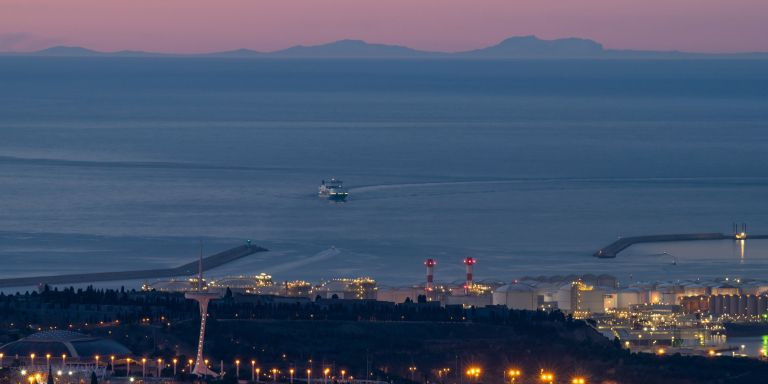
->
[2,288,768,383]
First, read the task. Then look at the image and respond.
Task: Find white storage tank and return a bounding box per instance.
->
[617,288,642,309]
[492,283,537,310]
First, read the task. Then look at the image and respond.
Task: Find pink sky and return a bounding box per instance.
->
[1,0,767,53]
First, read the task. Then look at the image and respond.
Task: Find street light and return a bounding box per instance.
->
[61,354,67,370]
[409,366,417,382]
[0,353,4,368]
[256,367,262,383]
[307,369,312,384]
[340,370,346,382]
[323,368,330,384]
[173,358,178,376]
[251,361,256,382]
[289,368,295,384]
[540,372,554,384]
[236,360,241,378]
[571,378,586,384]
[141,358,146,378]
[127,358,132,376]
[272,368,278,384]
[30,354,36,368]
[110,356,115,373]
[95,355,100,369]
[46,354,51,370]
[508,369,522,383]
[465,368,481,384]
[157,358,163,377]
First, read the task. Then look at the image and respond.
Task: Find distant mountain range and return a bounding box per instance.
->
[3,36,767,59]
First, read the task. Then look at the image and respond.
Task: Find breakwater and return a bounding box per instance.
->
[595,233,768,258]
[0,243,267,288]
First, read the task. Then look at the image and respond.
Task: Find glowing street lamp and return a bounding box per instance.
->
[141,358,147,378]
[465,368,481,384]
[46,354,51,370]
[251,361,256,382]
[572,378,586,384]
[235,360,241,378]
[508,369,522,383]
[0,353,4,368]
[110,356,115,373]
[256,367,262,383]
[323,368,330,384]
[307,369,312,384]
[95,355,100,369]
[289,368,295,384]
[271,368,278,384]
[340,370,346,382]
[157,358,163,377]
[540,372,554,384]
[127,358,132,376]
[173,358,178,376]
[61,354,67,370]
[30,354,36,368]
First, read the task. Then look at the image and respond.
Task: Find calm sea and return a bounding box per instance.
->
[1,57,767,287]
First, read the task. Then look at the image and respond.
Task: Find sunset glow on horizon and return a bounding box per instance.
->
[1,0,767,53]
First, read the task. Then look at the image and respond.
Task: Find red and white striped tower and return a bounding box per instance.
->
[463,257,476,294]
[424,259,436,296]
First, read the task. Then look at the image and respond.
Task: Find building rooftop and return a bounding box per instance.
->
[0,330,131,358]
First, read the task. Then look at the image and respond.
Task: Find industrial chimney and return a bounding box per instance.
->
[463,257,476,294]
[425,258,436,296]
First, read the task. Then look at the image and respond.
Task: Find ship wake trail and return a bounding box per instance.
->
[347,176,768,194]
[348,180,521,194]
[265,248,341,274]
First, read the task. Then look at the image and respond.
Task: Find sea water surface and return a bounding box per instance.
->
[1,58,767,287]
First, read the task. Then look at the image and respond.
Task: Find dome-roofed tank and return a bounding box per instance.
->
[492,283,537,310]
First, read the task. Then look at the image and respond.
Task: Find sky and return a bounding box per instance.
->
[1,0,767,53]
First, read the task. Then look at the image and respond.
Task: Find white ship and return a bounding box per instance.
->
[318,178,349,201]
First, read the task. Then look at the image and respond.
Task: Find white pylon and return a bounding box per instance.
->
[185,242,224,377]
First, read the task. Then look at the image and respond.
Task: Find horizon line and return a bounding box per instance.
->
[2,35,768,56]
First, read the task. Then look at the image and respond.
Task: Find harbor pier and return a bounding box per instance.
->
[595,232,768,258]
[0,242,267,288]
